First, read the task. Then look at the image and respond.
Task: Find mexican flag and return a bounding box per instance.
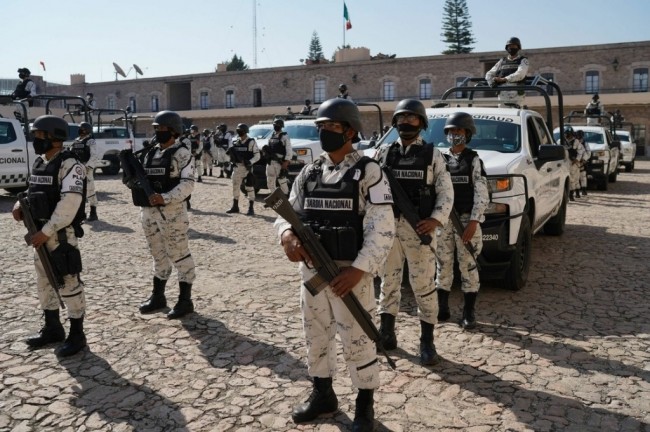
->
[344,3,352,30]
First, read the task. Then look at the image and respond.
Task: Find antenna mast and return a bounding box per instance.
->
[253,0,257,68]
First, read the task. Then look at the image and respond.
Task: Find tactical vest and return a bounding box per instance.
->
[216,132,230,149]
[132,144,185,206]
[70,136,92,163]
[230,137,254,163]
[28,150,86,229]
[565,139,578,160]
[202,135,212,152]
[268,132,287,157]
[189,135,200,153]
[386,142,436,217]
[444,148,477,214]
[13,79,32,98]
[302,157,373,261]
[496,56,527,82]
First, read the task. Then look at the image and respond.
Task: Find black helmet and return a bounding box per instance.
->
[31,115,68,141]
[305,99,311,105]
[563,125,575,136]
[86,92,94,98]
[338,83,347,92]
[203,128,210,134]
[592,93,599,101]
[392,99,428,130]
[444,112,476,143]
[190,124,199,132]
[505,37,521,50]
[575,129,584,138]
[316,98,362,136]
[218,123,227,132]
[152,110,183,136]
[17,67,31,76]
[79,122,92,134]
[236,123,249,133]
[273,118,284,128]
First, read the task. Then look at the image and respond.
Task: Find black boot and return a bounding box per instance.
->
[420,321,439,365]
[87,206,98,221]
[26,309,65,348]
[437,290,450,321]
[209,169,213,176]
[246,200,255,216]
[575,189,581,198]
[197,176,202,183]
[460,292,478,330]
[226,199,239,214]
[203,169,207,176]
[187,199,192,210]
[291,377,338,423]
[378,313,397,350]
[168,282,194,319]
[139,277,167,313]
[352,389,375,432]
[569,190,575,202]
[218,167,225,178]
[582,187,588,196]
[57,316,87,357]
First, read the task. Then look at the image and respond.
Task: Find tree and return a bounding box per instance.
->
[440,0,476,54]
[226,54,249,71]
[307,31,325,64]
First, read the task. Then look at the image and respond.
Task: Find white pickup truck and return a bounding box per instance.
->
[0,115,34,194]
[373,76,571,291]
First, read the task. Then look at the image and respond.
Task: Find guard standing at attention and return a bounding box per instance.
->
[188,125,203,182]
[12,115,88,356]
[485,37,530,107]
[264,118,293,194]
[128,110,196,319]
[225,123,260,215]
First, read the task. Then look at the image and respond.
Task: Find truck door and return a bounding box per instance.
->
[0,119,32,189]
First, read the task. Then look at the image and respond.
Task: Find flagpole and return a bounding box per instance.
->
[343,0,345,48]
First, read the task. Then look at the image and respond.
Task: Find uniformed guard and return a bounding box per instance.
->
[436,112,490,330]
[576,130,590,196]
[585,94,603,125]
[485,37,530,107]
[214,123,232,178]
[225,123,260,215]
[337,83,353,102]
[275,98,395,431]
[201,128,214,177]
[375,99,454,365]
[12,115,88,356]
[562,126,585,201]
[71,122,100,221]
[264,118,292,195]
[188,125,203,182]
[129,110,197,319]
[12,67,37,106]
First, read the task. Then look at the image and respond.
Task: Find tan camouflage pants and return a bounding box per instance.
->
[86,166,98,207]
[569,162,580,190]
[141,203,195,283]
[35,226,86,318]
[378,217,438,324]
[300,268,379,389]
[201,151,213,173]
[435,213,483,294]
[194,153,203,178]
[266,160,289,194]
[231,164,255,201]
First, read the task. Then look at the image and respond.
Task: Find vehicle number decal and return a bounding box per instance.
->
[482,234,499,241]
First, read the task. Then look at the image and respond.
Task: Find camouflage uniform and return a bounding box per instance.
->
[214,130,233,176]
[265,131,293,194]
[274,150,395,390]
[140,140,196,284]
[189,132,203,180]
[485,55,530,106]
[436,149,489,295]
[77,136,99,207]
[201,134,214,175]
[578,135,591,192]
[375,137,453,323]
[230,136,260,202]
[565,137,584,196]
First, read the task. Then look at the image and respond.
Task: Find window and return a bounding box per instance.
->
[225,90,235,108]
[633,68,648,92]
[419,79,432,100]
[253,88,262,107]
[129,96,137,113]
[383,80,395,101]
[313,79,326,103]
[200,91,209,109]
[107,96,116,110]
[151,95,159,112]
[455,77,468,98]
[585,71,599,94]
[541,73,554,96]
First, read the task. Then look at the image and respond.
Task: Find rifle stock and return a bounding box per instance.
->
[265,188,396,370]
[119,149,166,220]
[17,193,65,309]
[449,208,481,271]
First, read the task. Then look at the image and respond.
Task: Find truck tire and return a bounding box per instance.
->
[4,186,28,194]
[608,167,618,183]
[598,176,608,191]
[101,155,120,175]
[504,214,532,291]
[544,186,567,236]
[625,160,634,172]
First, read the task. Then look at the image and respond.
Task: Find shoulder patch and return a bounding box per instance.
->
[368,171,393,205]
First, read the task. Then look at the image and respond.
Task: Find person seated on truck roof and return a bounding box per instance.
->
[485,37,529,108]
[12,68,37,107]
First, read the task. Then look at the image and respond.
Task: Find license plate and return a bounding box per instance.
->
[482,234,499,241]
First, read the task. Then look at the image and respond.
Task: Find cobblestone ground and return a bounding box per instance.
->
[1,161,649,432]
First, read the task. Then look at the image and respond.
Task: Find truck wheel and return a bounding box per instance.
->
[598,176,608,191]
[4,186,28,194]
[626,160,634,172]
[544,186,567,236]
[608,167,618,183]
[101,155,120,175]
[504,214,532,291]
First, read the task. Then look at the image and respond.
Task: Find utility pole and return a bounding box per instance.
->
[252,0,257,68]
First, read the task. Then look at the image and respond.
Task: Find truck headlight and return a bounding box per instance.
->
[484,202,508,215]
[487,178,512,193]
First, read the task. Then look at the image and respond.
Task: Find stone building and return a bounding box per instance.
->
[37,41,650,154]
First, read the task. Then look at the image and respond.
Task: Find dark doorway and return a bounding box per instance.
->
[167,82,191,111]
[253,88,262,107]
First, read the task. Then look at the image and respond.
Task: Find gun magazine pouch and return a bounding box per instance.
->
[51,230,83,276]
[29,191,51,220]
[314,224,358,261]
[418,188,434,220]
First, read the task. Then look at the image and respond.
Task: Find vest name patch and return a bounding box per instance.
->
[393,169,424,179]
[146,168,166,175]
[29,175,53,185]
[305,198,353,210]
[452,175,469,183]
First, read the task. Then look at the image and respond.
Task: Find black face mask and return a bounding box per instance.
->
[19,73,26,79]
[507,48,519,57]
[397,123,420,140]
[237,130,246,137]
[273,125,282,132]
[155,130,173,144]
[320,129,347,152]
[33,137,54,155]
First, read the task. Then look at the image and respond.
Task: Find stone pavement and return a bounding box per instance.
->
[1,161,649,432]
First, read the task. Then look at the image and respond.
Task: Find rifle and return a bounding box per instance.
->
[119,149,166,220]
[448,208,481,271]
[265,189,396,370]
[17,193,66,309]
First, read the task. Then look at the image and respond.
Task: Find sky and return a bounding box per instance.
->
[3,0,650,85]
